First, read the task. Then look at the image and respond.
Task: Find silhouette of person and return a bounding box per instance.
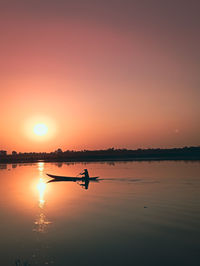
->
[80,169,89,180]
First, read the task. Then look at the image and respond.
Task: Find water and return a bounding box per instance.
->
[0,161,200,266]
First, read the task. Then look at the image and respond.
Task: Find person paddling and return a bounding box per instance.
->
[80,169,89,180]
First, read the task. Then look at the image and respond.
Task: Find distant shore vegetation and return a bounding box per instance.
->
[0,146,200,163]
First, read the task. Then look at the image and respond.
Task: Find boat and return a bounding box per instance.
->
[46,173,99,181]
[47,169,99,189]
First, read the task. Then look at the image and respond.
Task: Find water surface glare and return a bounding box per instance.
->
[0,161,200,266]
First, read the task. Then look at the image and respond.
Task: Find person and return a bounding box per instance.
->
[80,169,89,180]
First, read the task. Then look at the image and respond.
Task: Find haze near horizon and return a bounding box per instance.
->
[0,0,199,153]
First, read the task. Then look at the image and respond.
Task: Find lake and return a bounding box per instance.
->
[0,161,200,266]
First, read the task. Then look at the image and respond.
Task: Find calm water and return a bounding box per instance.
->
[0,161,200,266]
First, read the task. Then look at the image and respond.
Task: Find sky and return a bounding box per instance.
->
[0,0,199,153]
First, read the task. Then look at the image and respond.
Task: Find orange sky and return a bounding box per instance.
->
[0,1,199,153]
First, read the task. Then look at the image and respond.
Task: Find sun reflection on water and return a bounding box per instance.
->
[33,162,52,233]
[37,178,46,208]
[34,213,51,233]
[38,161,44,174]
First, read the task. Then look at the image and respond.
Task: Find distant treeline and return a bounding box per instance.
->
[0,147,200,163]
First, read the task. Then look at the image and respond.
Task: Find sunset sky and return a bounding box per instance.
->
[0,0,199,153]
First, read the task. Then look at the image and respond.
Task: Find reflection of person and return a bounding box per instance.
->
[80,169,89,180]
[80,179,89,190]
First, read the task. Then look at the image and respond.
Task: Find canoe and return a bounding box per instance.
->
[46,173,99,181]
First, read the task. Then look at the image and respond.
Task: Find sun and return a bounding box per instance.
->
[24,116,56,142]
[33,123,48,136]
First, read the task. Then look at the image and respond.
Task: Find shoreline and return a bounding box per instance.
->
[1,147,200,164]
[0,156,200,164]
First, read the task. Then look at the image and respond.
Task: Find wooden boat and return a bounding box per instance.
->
[46,173,99,181]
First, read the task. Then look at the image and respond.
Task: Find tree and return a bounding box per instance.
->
[55,148,63,154]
